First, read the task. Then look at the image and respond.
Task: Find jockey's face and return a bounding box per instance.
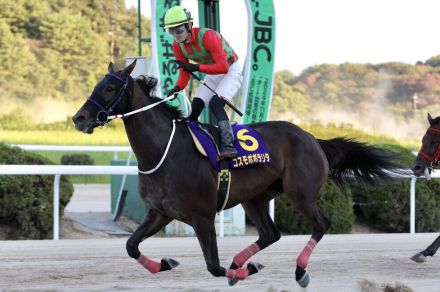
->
[167,24,191,43]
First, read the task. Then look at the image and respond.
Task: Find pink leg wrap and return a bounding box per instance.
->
[225,267,249,280]
[233,243,260,267]
[296,238,317,269]
[137,254,161,273]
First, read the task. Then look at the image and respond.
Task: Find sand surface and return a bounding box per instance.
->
[1,233,439,291]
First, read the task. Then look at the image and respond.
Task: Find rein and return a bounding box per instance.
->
[86,73,189,174]
[418,127,440,168]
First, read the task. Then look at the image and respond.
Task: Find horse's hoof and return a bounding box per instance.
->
[410,252,426,263]
[297,271,311,288]
[227,262,264,286]
[160,257,179,271]
[247,262,264,275]
[228,278,239,286]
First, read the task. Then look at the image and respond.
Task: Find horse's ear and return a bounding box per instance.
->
[428,113,434,125]
[108,62,115,73]
[122,59,137,77]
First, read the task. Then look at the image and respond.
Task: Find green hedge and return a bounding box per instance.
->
[61,153,94,165]
[352,144,440,232]
[0,143,74,239]
[275,181,355,234]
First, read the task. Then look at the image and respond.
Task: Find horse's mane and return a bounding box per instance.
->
[135,75,184,119]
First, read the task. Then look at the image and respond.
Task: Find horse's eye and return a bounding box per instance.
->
[106,86,114,92]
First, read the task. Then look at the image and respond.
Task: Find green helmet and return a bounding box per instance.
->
[164,6,193,29]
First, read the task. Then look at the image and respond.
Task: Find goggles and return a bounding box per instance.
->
[166,25,186,36]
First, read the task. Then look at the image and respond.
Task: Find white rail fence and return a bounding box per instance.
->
[0,165,138,240]
[11,144,271,238]
[13,144,132,160]
[0,145,438,239]
[0,164,438,240]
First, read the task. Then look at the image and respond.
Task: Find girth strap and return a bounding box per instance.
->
[217,160,231,212]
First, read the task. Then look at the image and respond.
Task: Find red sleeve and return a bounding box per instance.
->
[198,30,230,75]
[173,42,191,90]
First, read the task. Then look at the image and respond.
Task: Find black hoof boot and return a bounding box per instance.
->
[228,262,240,286]
[247,262,264,275]
[159,257,179,272]
[295,265,310,288]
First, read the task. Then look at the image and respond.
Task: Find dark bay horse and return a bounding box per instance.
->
[72,60,399,287]
[410,113,440,263]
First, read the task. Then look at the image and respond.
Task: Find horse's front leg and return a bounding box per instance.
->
[192,214,255,281]
[411,235,440,263]
[126,208,178,273]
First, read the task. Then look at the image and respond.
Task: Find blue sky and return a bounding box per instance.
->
[126,0,440,74]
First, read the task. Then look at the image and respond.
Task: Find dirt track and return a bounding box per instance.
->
[1,233,439,291]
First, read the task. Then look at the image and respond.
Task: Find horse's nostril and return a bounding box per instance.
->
[72,114,84,124]
[411,165,421,171]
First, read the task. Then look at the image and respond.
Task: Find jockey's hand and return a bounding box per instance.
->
[175,60,199,73]
[166,86,180,97]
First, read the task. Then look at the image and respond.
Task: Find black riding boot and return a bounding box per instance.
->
[217,120,238,159]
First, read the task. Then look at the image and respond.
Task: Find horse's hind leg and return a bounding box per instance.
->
[227,199,279,285]
[126,208,178,273]
[411,235,440,263]
[294,199,331,287]
[191,214,256,281]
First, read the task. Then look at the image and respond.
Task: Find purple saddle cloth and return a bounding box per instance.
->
[187,121,271,171]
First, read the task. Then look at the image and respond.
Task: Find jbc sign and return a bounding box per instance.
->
[243,0,276,124]
[150,0,276,123]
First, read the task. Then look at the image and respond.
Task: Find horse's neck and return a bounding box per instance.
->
[123,83,175,170]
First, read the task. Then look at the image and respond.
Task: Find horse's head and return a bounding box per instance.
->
[411,113,440,179]
[72,60,137,133]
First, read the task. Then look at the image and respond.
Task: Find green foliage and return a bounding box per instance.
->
[0,143,74,239]
[353,180,440,233]
[0,0,150,106]
[425,55,440,67]
[352,144,440,232]
[270,61,440,125]
[61,154,94,165]
[275,181,355,234]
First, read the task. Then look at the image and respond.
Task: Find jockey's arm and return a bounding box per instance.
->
[173,43,191,90]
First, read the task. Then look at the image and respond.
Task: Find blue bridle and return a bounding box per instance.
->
[86,72,130,125]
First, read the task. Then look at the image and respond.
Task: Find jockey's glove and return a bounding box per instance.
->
[166,85,180,97]
[175,60,199,73]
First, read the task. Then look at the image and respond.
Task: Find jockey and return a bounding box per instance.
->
[164,5,242,159]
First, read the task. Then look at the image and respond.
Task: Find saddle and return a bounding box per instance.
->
[187,120,271,212]
[187,120,271,171]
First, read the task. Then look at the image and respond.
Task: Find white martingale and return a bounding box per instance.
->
[106,92,191,175]
[138,119,177,175]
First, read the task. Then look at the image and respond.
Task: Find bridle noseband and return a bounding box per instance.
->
[418,127,440,168]
[86,72,130,126]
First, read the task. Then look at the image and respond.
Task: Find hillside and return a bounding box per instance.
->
[0,0,438,140]
[271,60,440,139]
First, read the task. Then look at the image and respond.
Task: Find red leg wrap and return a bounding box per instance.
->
[226,267,249,280]
[296,238,317,269]
[233,243,260,267]
[137,254,161,273]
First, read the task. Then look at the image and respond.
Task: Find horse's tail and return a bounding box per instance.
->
[317,137,403,188]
